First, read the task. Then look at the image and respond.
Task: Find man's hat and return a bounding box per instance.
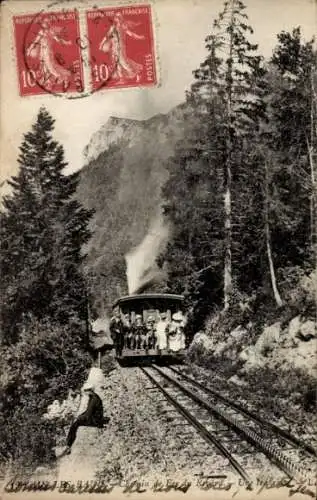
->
[172,312,183,322]
[147,316,155,322]
[160,312,167,319]
[82,383,94,392]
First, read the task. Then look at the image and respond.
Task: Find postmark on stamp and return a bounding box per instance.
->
[12,3,157,98]
[13,10,84,97]
[86,4,157,91]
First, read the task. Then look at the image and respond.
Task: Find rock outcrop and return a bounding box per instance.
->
[238,317,316,376]
[191,315,316,379]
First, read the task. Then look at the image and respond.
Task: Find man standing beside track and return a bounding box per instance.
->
[110,310,124,356]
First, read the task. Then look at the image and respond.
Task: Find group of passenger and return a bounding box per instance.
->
[110,310,186,356]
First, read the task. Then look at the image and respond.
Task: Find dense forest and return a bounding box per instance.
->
[0,109,93,467]
[78,1,316,328]
[158,1,316,332]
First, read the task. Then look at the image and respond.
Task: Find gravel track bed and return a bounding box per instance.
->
[133,367,240,481]
[95,365,239,487]
[143,366,289,482]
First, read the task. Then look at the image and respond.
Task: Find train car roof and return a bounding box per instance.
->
[113,293,185,308]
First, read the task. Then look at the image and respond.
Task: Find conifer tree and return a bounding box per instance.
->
[0,108,94,343]
[267,28,316,271]
[160,0,266,317]
[200,0,265,310]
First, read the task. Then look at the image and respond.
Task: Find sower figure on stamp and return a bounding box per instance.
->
[99,13,145,83]
[26,18,72,90]
[60,383,109,456]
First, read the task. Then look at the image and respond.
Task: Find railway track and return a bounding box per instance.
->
[169,365,317,456]
[139,365,316,488]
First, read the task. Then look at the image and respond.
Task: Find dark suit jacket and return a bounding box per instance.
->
[80,392,104,428]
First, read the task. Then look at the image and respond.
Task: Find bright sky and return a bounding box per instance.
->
[1,0,316,185]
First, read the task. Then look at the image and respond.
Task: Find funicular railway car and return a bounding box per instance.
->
[110,293,187,363]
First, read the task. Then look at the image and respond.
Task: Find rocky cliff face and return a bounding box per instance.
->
[83,104,187,163]
[83,117,145,163]
[77,103,188,312]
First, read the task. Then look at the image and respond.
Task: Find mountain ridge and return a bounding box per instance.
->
[83,102,187,164]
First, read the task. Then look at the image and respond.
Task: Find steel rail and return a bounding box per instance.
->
[140,366,253,488]
[151,365,307,480]
[167,365,317,457]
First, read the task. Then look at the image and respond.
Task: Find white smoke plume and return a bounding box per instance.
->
[125,214,170,295]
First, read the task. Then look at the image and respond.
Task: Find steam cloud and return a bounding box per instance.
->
[125,214,169,295]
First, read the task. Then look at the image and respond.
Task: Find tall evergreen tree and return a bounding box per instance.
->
[160,0,266,319]
[200,0,266,309]
[267,28,316,271]
[0,108,94,343]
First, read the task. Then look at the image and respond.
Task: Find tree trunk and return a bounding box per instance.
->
[307,141,316,250]
[265,220,283,307]
[224,184,232,310]
[84,288,91,345]
[308,69,317,253]
[223,3,234,311]
[264,160,283,307]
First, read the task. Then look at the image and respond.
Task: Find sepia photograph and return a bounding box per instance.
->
[0,0,316,498]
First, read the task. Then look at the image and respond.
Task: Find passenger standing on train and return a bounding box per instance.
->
[109,311,123,356]
[146,316,157,349]
[140,318,148,349]
[122,313,132,349]
[131,314,146,349]
[168,312,186,351]
[155,312,169,351]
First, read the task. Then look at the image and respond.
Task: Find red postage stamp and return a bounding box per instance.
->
[13,11,84,97]
[86,5,157,91]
